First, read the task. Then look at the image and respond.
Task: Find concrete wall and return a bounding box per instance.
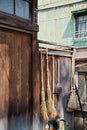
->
[38,0,87,46]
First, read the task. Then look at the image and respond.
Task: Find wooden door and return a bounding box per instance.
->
[0,29,32,130]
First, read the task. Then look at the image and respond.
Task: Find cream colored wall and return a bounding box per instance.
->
[38,0,87,46]
[38,0,84,10]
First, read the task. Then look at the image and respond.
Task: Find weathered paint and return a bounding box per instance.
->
[38,0,84,10]
[76,48,87,60]
[38,0,87,46]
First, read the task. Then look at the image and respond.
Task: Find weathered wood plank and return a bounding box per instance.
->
[76,67,87,72]
[60,57,72,130]
[0,44,9,118]
[0,28,33,130]
[76,48,87,60]
[0,12,39,32]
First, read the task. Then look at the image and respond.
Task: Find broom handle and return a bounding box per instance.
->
[46,48,50,88]
[41,49,44,91]
[75,83,84,119]
[72,49,75,88]
[52,56,55,107]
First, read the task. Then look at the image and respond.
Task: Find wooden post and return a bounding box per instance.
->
[32,32,40,130]
[71,48,76,130]
[31,0,40,129]
[32,0,38,24]
[52,56,55,107]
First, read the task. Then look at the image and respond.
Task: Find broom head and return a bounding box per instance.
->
[66,87,80,112]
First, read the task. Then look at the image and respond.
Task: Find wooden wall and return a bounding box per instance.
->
[0,27,76,130]
[40,52,72,130]
[0,0,40,129]
[0,28,37,130]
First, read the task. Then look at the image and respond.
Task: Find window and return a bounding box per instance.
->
[0,0,31,20]
[0,0,14,14]
[15,0,30,19]
[75,15,87,38]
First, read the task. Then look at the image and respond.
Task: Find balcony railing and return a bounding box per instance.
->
[75,31,87,39]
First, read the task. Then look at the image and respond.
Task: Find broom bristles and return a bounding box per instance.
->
[41,102,49,122]
[66,87,80,112]
[40,89,49,122]
[46,87,53,115]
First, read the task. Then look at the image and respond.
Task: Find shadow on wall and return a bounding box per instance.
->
[63,16,74,39]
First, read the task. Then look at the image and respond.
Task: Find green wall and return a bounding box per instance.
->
[38,0,87,46]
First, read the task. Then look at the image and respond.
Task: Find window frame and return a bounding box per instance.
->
[0,0,32,21]
[74,14,87,39]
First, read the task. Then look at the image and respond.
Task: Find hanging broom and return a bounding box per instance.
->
[49,56,60,121]
[40,49,49,122]
[66,87,80,112]
[46,48,53,115]
[66,49,80,112]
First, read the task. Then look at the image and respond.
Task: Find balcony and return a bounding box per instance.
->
[75,31,87,39]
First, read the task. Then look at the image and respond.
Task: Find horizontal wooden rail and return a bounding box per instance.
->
[38,39,75,49]
[39,44,73,53]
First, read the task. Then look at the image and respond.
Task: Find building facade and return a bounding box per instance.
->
[38,0,87,46]
[38,1,87,130]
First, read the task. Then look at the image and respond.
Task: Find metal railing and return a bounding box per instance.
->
[75,31,87,39]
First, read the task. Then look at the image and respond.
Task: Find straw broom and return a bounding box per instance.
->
[66,49,80,112]
[46,48,53,115]
[49,56,60,121]
[40,49,49,122]
[66,87,80,112]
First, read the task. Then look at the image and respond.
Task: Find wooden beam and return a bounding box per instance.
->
[39,43,73,53]
[76,62,87,67]
[40,51,72,57]
[0,24,33,34]
[32,32,40,130]
[76,48,87,60]
[39,39,74,49]
[75,67,87,72]
[76,58,87,61]
[0,12,39,32]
